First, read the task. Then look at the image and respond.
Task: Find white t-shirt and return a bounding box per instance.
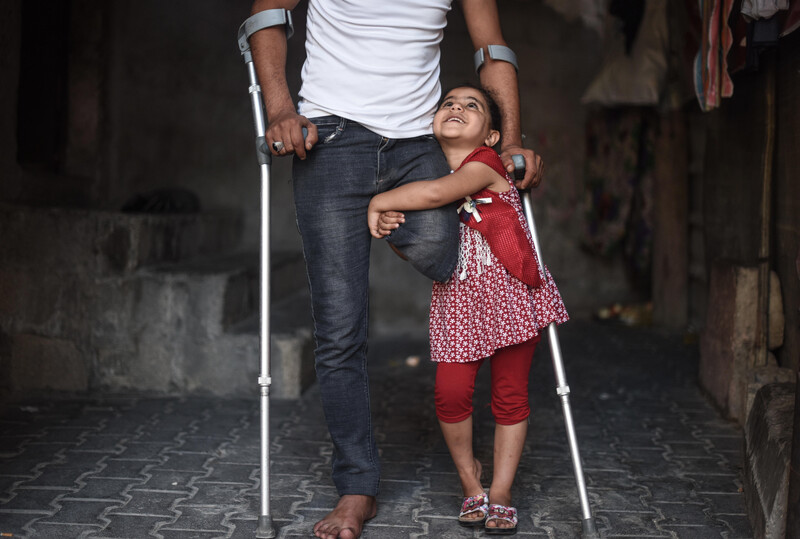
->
[298,0,453,139]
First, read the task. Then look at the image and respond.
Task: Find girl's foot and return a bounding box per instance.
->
[457,492,488,527]
[484,504,518,535]
[456,458,485,525]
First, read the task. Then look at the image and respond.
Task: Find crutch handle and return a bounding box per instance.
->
[511,154,525,182]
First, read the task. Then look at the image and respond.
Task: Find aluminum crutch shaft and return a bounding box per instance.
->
[513,156,598,538]
[238,10,294,538]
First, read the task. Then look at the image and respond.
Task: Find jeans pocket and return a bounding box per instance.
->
[314,117,348,145]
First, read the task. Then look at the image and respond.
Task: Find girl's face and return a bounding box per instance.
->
[433,87,499,148]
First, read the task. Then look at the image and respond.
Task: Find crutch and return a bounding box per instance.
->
[513,156,599,538]
[237,10,294,539]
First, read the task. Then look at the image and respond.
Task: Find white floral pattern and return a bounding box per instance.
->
[430,171,569,363]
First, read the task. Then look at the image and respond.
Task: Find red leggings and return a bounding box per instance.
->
[435,337,540,426]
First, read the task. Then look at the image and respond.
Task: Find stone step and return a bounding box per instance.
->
[1,243,314,399]
[96,251,313,398]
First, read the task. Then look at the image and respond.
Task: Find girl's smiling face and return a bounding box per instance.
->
[433,87,499,149]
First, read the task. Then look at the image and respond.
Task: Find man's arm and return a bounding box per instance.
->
[459,0,543,188]
[249,0,317,158]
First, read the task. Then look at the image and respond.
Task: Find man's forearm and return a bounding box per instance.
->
[478,61,523,150]
[460,0,524,150]
[249,0,300,119]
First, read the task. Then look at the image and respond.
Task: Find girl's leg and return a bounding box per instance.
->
[435,360,485,518]
[486,338,539,528]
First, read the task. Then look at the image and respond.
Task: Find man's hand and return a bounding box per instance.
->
[266,111,318,159]
[499,145,543,189]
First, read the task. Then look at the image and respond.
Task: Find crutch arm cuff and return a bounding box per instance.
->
[473,45,519,73]
[238,9,294,55]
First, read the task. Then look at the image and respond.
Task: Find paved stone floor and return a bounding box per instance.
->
[1,319,753,538]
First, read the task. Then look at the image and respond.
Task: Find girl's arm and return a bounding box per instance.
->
[368,161,506,238]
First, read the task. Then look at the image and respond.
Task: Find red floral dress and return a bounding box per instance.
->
[429,147,569,363]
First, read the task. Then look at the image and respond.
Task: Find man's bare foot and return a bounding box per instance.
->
[313,494,377,539]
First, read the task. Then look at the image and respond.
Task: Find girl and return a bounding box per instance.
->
[367,85,568,534]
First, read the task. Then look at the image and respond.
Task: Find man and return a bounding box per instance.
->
[248,1,543,537]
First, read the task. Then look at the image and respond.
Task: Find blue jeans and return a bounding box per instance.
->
[292,116,458,496]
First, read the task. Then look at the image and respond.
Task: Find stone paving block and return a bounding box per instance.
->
[108,489,181,517]
[412,515,480,537]
[519,455,575,476]
[40,499,122,524]
[424,471,461,494]
[199,462,253,484]
[180,482,243,506]
[157,452,212,471]
[0,475,26,498]
[58,450,110,469]
[379,479,423,502]
[0,458,44,476]
[157,529,224,538]
[715,513,755,537]
[673,456,729,474]
[659,524,728,538]
[662,440,713,458]
[141,468,205,491]
[72,477,141,500]
[531,495,588,522]
[171,435,230,454]
[215,444,260,465]
[12,442,76,460]
[14,464,92,488]
[272,438,329,459]
[588,487,649,511]
[259,472,316,493]
[652,500,714,526]
[0,457,47,477]
[685,472,742,493]
[88,514,168,538]
[73,434,129,454]
[702,491,749,515]
[157,505,229,534]
[595,510,666,537]
[639,477,701,502]
[26,522,104,538]
[116,441,166,460]
[532,519,585,537]
[91,458,151,479]
[379,444,429,462]
[0,511,42,537]
[133,429,183,444]
[0,487,69,511]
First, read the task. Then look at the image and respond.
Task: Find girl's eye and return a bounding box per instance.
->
[441,101,453,108]
[467,103,477,109]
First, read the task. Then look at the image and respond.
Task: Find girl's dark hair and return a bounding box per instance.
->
[439,82,502,147]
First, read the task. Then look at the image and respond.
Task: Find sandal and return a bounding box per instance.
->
[457,492,488,527]
[484,504,518,535]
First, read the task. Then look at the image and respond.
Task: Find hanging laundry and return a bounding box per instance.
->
[694,0,735,111]
[741,0,790,20]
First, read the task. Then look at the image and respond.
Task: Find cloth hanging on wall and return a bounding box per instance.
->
[694,0,736,111]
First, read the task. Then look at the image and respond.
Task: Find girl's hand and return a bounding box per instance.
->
[377,211,405,237]
[368,205,405,239]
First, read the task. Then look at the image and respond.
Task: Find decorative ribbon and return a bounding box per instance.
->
[457,196,493,223]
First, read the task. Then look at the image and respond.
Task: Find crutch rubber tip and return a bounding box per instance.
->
[582,517,599,538]
[256,515,276,538]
